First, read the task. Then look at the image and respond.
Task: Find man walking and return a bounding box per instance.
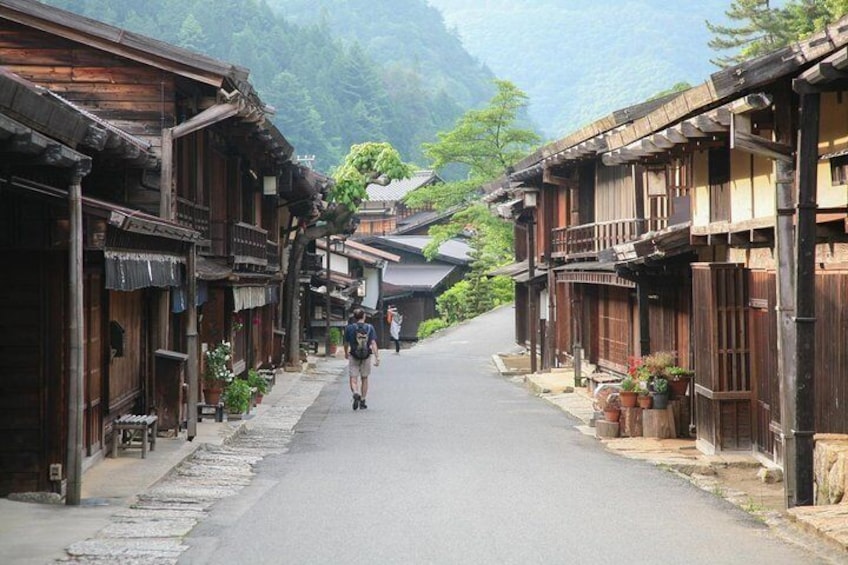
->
[344,308,380,410]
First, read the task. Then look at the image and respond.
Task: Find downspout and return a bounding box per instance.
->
[67,159,92,506]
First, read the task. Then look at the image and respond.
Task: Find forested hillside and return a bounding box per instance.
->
[43,0,494,170]
[428,0,735,138]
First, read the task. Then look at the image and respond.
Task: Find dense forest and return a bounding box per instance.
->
[427,0,737,138]
[44,0,497,170]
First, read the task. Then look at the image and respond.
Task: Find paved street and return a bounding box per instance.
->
[175,306,828,564]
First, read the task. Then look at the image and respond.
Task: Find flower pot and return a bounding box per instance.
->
[604,408,621,422]
[637,395,652,409]
[651,392,669,410]
[669,378,689,398]
[619,391,638,408]
[203,386,223,406]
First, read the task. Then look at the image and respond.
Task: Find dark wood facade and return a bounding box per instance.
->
[0,0,321,499]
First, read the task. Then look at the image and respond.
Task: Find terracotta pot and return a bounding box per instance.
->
[619,391,638,408]
[203,386,223,405]
[604,409,621,422]
[668,378,689,398]
[638,395,652,409]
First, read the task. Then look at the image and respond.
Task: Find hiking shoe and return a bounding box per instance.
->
[359,399,367,410]
[353,393,361,411]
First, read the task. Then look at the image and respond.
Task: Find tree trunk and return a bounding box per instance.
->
[282,204,357,368]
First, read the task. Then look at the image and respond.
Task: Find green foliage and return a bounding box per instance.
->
[419,79,540,208]
[43,0,487,170]
[246,368,269,396]
[223,379,252,413]
[328,327,343,345]
[417,317,450,339]
[707,0,848,68]
[436,280,473,324]
[204,341,234,386]
[652,377,669,395]
[331,142,412,212]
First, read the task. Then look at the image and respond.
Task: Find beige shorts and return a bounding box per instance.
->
[349,356,372,379]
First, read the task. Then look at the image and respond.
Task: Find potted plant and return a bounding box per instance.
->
[619,375,639,408]
[637,388,653,409]
[203,341,234,405]
[600,391,622,423]
[651,376,669,409]
[247,368,269,404]
[665,365,693,398]
[223,379,252,420]
[328,327,342,355]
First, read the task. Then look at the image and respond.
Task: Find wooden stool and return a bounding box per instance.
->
[112,414,158,458]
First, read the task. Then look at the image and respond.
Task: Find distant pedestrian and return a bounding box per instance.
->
[344,308,380,410]
[388,306,403,354]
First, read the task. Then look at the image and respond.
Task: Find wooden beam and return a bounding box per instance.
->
[732,130,794,162]
[694,115,727,133]
[677,121,708,138]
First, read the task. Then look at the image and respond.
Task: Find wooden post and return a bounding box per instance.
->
[66,161,90,506]
[528,211,537,374]
[186,243,198,440]
[773,82,799,508]
[790,88,819,506]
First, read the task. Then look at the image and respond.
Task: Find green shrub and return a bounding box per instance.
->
[328,326,343,345]
[246,368,268,396]
[224,379,252,413]
[417,317,449,339]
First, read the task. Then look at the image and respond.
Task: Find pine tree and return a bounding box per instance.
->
[706,0,790,67]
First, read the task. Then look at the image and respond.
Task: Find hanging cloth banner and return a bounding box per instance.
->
[105,250,184,291]
[232,286,269,312]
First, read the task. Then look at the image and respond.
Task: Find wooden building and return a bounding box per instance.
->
[0,0,322,499]
[356,170,442,236]
[488,15,848,501]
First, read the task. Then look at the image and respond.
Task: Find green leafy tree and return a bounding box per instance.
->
[282,143,411,366]
[177,14,206,52]
[408,79,539,211]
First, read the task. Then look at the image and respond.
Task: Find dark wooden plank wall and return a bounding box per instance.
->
[515,285,528,345]
[0,21,176,146]
[107,290,145,413]
[84,271,104,457]
[0,252,45,494]
[554,282,573,362]
[693,263,752,452]
[749,270,778,460]
[597,286,631,373]
[815,273,848,433]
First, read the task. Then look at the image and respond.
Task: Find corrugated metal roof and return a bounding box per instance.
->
[382,263,456,290]
[366,170,440,202]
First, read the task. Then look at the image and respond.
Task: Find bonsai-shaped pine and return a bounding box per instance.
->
[281,142,411,368]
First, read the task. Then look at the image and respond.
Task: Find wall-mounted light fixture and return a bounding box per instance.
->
[522,187,539,209]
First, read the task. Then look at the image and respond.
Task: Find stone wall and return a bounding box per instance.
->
[814,434,848,505]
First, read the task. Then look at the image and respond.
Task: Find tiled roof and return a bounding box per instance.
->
[366,170,441,202]
[374,235,472,264]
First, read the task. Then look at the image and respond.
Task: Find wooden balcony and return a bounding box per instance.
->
[552,218,652,259]
[266,240,280,271]
[176,197,210,240]
[228,222,268,267]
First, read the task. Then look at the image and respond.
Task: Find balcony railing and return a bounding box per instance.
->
[176,197,210,240]
[266,240,280,271]
[553,218,649,259]
[228,222,268,266]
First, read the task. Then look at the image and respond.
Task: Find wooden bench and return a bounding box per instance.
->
[587,372,622,394]
[112,414,158,458]
[197,402,224,423]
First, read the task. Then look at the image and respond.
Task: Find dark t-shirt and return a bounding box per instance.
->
[345,322,377,349]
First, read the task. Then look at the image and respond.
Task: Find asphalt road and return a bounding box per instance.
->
[182,305,826,564]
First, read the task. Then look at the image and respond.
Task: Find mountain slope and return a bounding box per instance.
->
[427,0,733,138]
